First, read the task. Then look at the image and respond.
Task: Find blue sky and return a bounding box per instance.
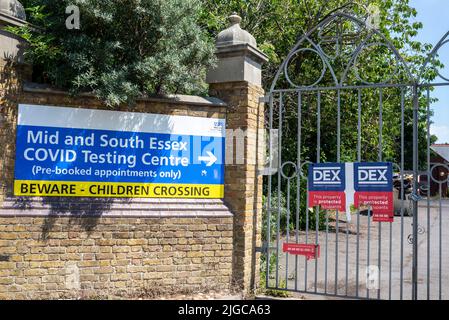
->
[409,0,449,143]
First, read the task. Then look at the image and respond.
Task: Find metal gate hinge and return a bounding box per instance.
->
[255,242,268,253]
[259,96,270,103]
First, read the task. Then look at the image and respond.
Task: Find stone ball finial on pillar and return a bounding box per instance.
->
[215,13,256,47]
[206,13,268,87]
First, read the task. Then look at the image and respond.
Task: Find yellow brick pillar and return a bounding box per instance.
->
[207,14,268,295]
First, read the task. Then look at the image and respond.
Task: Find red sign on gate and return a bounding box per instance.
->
[282,243,320,260]
[372,211,394,222]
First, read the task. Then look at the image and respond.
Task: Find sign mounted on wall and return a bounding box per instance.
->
[14,104,225,198]
[308,162,393,222]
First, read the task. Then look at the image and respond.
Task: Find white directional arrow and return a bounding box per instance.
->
[198,151,217,167]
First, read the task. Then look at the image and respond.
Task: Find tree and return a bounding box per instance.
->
[8,0,216,107]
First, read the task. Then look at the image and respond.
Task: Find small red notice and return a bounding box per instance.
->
[372,212,394,222]
[282,243,320,260]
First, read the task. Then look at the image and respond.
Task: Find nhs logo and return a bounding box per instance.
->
[354,162,392,192]
[308,163,345,191]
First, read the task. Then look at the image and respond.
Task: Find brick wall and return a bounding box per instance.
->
[0,80,235,299]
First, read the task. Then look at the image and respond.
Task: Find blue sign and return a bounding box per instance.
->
[308,162,394,223]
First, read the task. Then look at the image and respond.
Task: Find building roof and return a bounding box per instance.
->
[431,144,449,162]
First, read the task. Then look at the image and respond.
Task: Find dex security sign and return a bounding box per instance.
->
[308,162,393,222]
[14,104,225,198]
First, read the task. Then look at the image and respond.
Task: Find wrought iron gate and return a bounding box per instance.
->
[263,10,449,300]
